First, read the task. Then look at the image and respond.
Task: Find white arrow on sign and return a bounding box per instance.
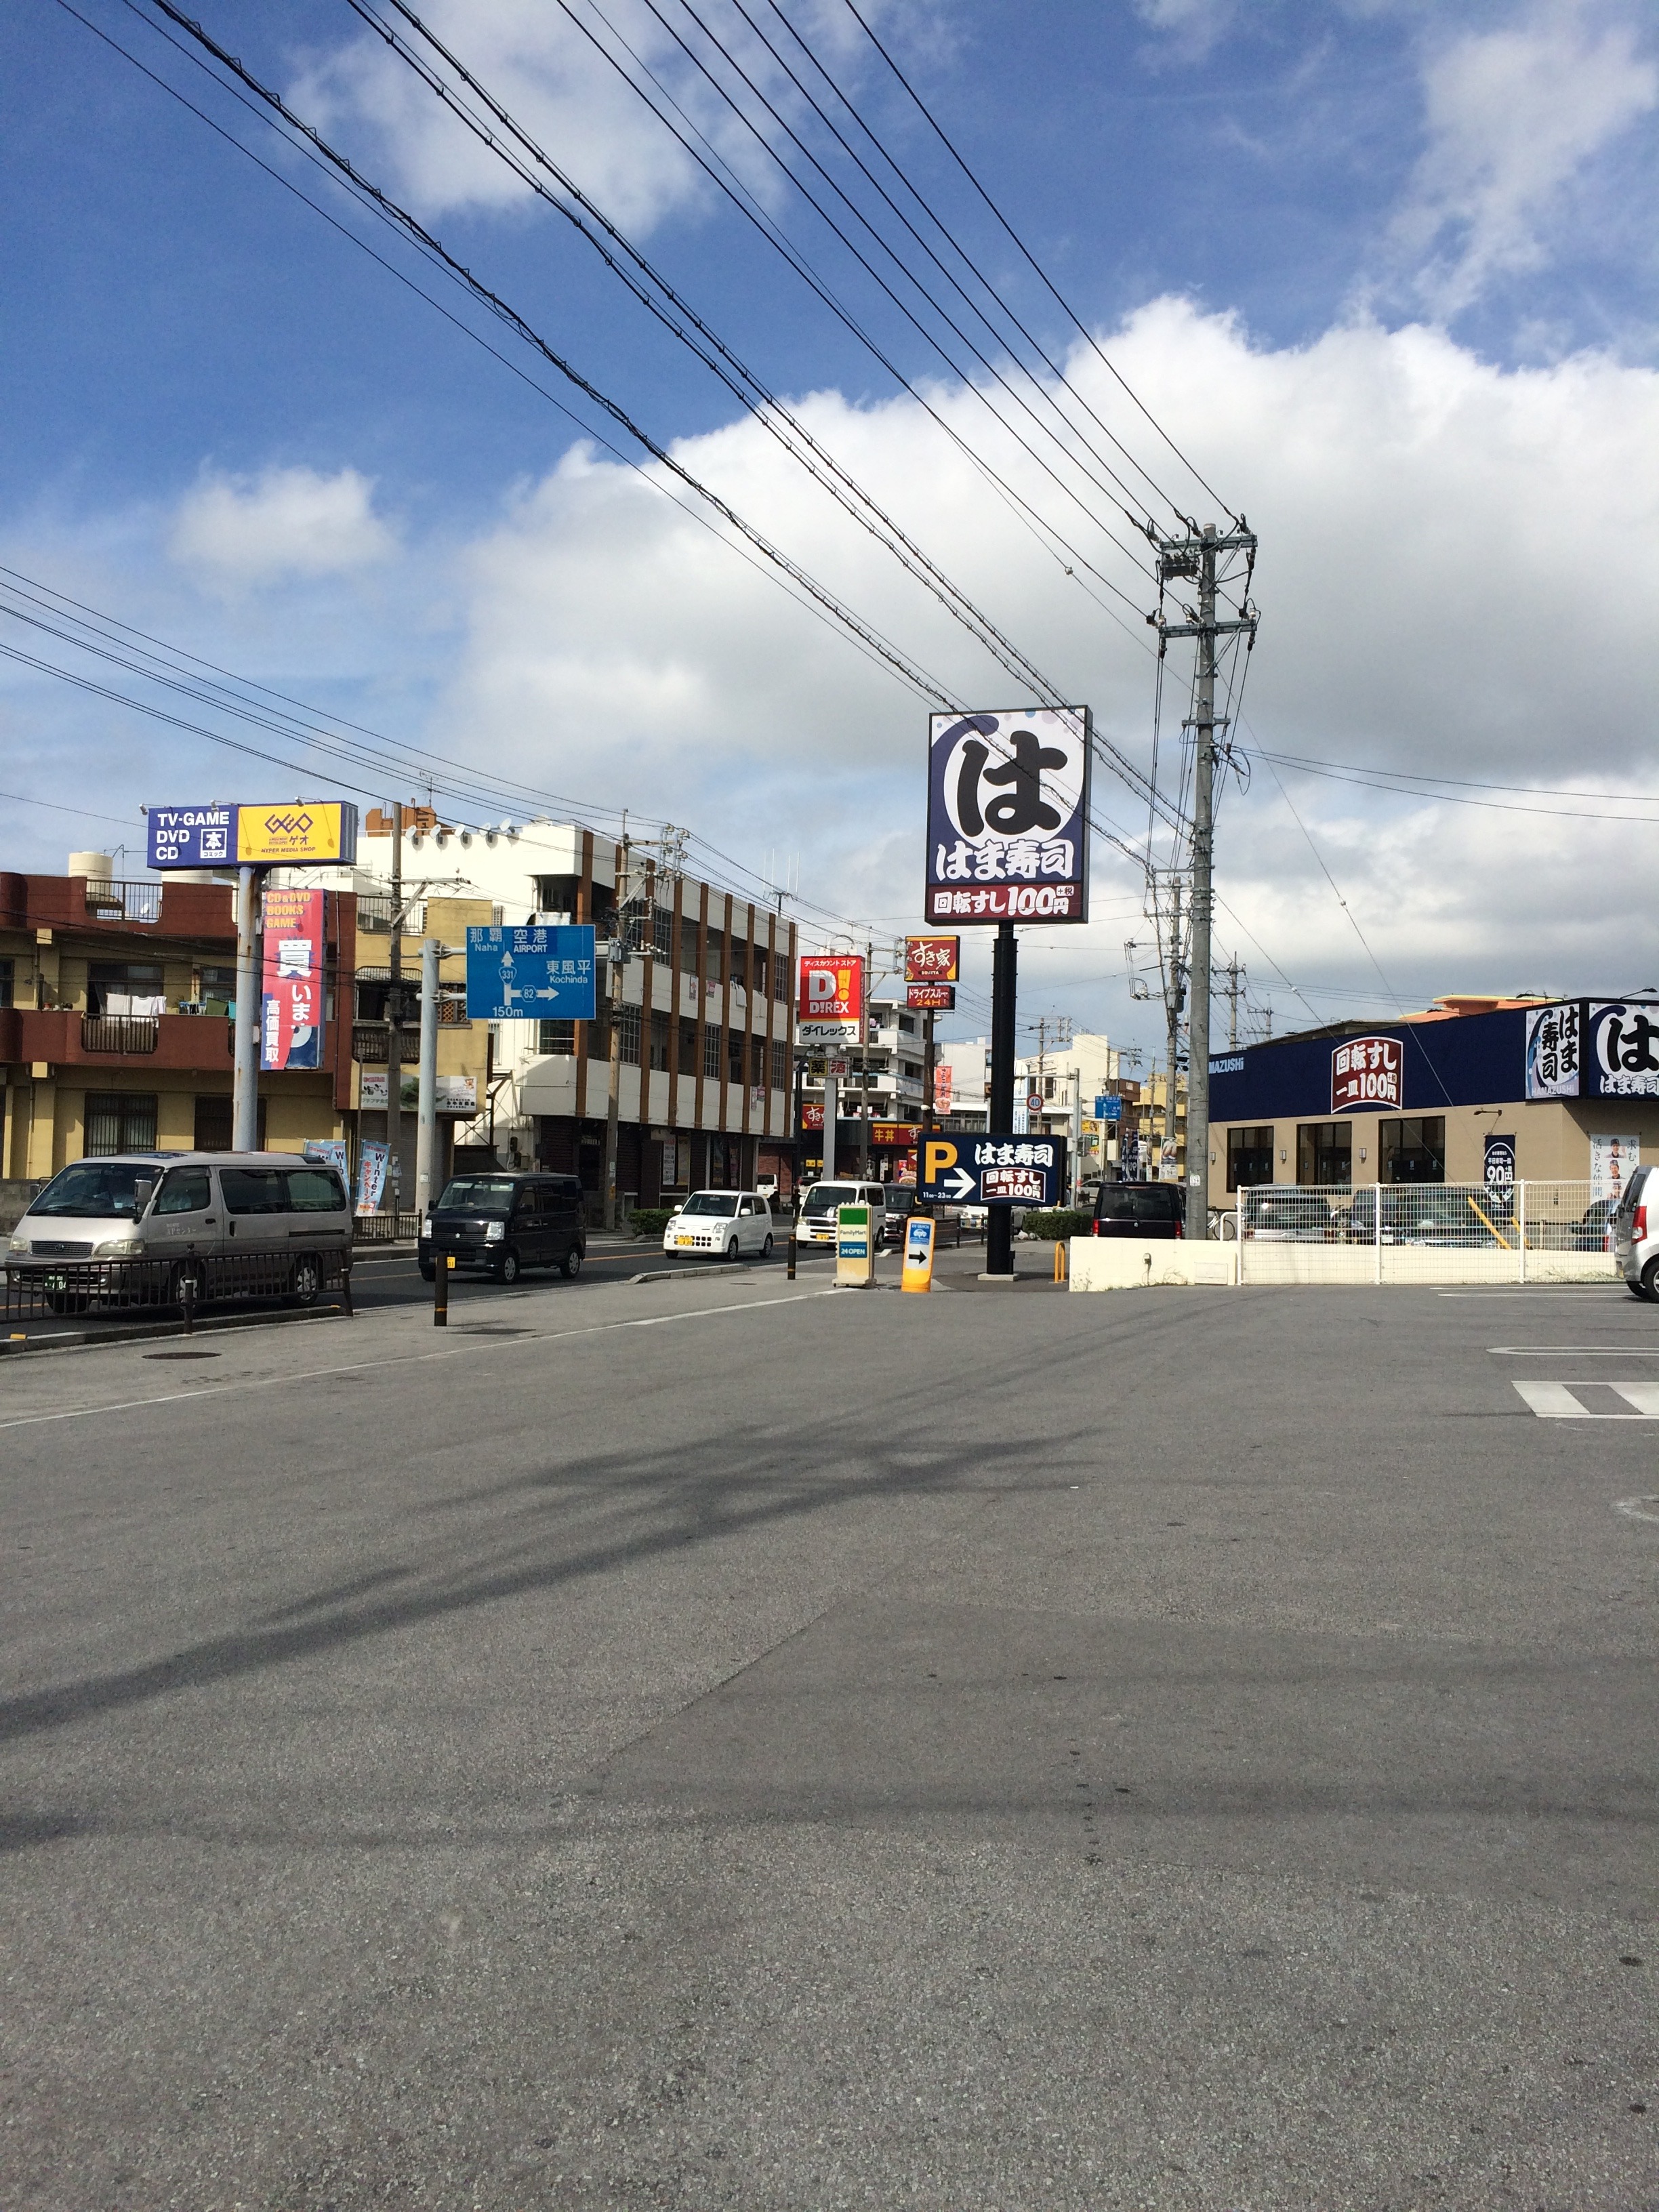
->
[943,1166,976,1200]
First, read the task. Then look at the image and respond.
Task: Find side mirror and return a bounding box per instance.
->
[133,1177,156,1214]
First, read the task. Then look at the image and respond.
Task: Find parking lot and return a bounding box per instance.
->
[1,1275,1654,2208]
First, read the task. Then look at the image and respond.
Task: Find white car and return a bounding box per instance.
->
[662,1191,775,1261]
[794,1181,890,1248]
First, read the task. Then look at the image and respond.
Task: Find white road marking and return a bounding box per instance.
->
[1513,1380,1659,1418]
[1615,1496,1659,1523]
[1490,1346,1659,1355]
[0,1288,838,1432]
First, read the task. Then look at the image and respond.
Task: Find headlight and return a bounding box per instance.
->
[485,1220,504,1242]
[98,1237,141,1256]
[7,1235,26,1254]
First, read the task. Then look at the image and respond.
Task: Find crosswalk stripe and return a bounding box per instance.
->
[1513,1380,1659,1418]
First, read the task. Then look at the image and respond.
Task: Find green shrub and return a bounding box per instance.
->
[628,1206,676,1240]
[1019,1208,1093,1242]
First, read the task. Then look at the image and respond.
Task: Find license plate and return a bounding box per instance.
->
[41,1272,68,1290]
[676,1235,695,1247]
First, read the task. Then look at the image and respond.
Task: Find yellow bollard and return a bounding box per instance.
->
[1053,1240,1067,1284]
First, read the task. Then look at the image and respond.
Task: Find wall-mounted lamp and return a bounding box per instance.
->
[1279,1147,1288,1162]
[1359,1146,1368,1163]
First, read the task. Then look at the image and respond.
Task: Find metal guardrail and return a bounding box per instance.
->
[352,1212,420,1242]
[1232,1181,1618,1284]
[79,1014,161,1054]
[1,1246,352,1327]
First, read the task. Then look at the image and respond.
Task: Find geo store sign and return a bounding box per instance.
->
[1332,1036,1401,1113]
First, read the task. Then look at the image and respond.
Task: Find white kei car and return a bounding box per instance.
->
[662,1191,775,1261]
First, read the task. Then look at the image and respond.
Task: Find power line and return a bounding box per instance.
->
[836,0,1241,526]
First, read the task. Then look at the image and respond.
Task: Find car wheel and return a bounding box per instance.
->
[560,1245,582,1280]
[726,1237,739,1261]
[496,1248,521,1284]
[1639,1256,1659,1302]
[418,1261,435,1282]
[761,1232,774,1258]
[291,1254,321,1307]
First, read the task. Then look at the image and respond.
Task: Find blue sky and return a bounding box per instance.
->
[3,0,1658,1048]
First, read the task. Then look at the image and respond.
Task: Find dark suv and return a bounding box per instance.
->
[419,1172,586,1284]
[1092,1181,1186,1239]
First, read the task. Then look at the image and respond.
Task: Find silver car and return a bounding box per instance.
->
[5,1151,351,1310]
[1613,1164,1656,1300]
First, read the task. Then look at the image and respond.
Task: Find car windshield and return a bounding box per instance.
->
[435,1178,517,1214]
[679,1193,739,1216]
[28,1161,157,1218]
[802,1183,859,1214]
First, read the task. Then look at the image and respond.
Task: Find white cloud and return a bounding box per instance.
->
[289,0,903,235]
[12,300,1659,1027]
[169,466,399,589]
[1130,0,1239,66]
[1391,0,1658,319]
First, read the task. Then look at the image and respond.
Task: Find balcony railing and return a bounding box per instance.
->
[352,1023,413,1065]
[81,880,163,925]
[80,1015,159,1055]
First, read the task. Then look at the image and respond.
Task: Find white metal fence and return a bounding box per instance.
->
[1231,1182,1618,1284]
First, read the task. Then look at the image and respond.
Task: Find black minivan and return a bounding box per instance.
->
[1091,1181,1187,1239]
[419,1172,586,1284]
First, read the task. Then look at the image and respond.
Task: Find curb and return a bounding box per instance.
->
[628,1263,754,1284]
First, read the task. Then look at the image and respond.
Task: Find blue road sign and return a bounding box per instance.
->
[918,1132,1065,1208]
[465,925,597,1021]
[147,804,237,869]
[1094,1092,1123,1122]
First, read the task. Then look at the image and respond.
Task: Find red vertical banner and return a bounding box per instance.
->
[261,886,325,1071]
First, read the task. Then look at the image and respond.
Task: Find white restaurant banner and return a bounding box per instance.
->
[1525,1002,1580,1098]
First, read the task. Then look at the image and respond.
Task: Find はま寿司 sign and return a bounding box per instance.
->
[925,708,1090,925]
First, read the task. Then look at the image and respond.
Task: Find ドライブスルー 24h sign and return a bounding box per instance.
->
[926,709,1090,925]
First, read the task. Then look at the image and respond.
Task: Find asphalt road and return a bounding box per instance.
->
[1,1274,1655,2209]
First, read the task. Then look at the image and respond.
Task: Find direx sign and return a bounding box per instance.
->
[798,953,863,1046]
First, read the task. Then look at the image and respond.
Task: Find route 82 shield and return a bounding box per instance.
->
[926,708,1090,926]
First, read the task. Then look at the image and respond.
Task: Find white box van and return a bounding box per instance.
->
[5,1151,352,1309]
[794,1179,890,1248]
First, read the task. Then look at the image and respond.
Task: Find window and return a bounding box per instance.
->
[750,1035,766,1086]
[194,1095,266,1151]
[85,1092,158,1155]
[219,1168,287,1214]
[618,1004,641,1065]
[285,1168,346,1211]
[680,917,700,973]
[679,1015,698,1071]
[0,958,14,1009]
[1044,1075,1057,1099]
[1226,1127,1275,1191]
[774,954,789,1002]
[87,962,165,1017]
[1296,1121,1353,1187]
[1380,1116,1446,1184]
[898,1012,917,1036]
[771,1038,787,1090]
[154,1166,212,1214]
[649,1010,670,1071]
[704,932,724,985]
[533,874,581,915]
[752,948,768,998]
[539,1020,576,1056]
[652,903,674,961]
[729,941,748,991]
[703,1023,721,1079]
[728,1027,745,1084]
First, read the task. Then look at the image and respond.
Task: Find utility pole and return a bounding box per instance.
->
[415,936,438,1218]
[1154,520,1258,1235]
[1225,956,1244,1050]
[1154,872,1183,1185]
[603,829,630,1231]
[387,801,403,1218]
[859,937,873,1179]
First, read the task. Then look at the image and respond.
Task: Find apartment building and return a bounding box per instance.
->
[293,814,797,1212]
[0,855,354,1183]
[796,996,931,1178]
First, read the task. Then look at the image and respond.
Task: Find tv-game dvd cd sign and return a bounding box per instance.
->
[924,708,1090,926]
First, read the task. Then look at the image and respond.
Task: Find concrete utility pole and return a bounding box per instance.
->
[1226,957,1244,1050]
[603,832,630,1231]
[1160,872,1183,1185]
[387,802,403,1215]
[231,864,261,1152]
[1155,520,1258,1235]
[859,938,874,1179]
[415,935,439,1220]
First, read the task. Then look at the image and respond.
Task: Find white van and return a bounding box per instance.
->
[794,1179,890,1248]
[5,1151,352,1309]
